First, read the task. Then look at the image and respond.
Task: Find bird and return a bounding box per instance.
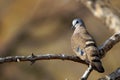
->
[71,18,104,73]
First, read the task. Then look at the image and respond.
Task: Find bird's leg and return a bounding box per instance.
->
[81,65,93,80]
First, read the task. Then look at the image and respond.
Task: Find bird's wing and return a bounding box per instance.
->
[71,27,95,60]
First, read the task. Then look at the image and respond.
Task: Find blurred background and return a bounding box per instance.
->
[0,0,120,80]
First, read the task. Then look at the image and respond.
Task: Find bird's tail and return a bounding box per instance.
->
[85,46,104,73]
[91,57,104,73]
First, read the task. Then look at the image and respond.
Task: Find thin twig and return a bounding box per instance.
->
[99,31,120,57]
[81,65,93,80]
[0,54,87,65]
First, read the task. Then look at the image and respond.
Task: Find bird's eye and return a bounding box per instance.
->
[77,20,84,26]
[76,21,79,24]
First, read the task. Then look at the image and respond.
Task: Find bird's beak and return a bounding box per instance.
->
[71,26,75,30]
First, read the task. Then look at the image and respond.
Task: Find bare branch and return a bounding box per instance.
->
[80,0,120,32]
[98,67,120,80]
[99,31,120,57]
[0,54,87,65]
[81,65,93,80]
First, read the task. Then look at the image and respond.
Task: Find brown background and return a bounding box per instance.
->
[0,0,120,80]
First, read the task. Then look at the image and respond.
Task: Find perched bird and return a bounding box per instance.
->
[71,18,104,73]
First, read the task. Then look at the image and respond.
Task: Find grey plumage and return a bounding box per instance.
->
[71,18,104,73]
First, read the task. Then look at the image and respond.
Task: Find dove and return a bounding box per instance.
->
[71,18,104,73]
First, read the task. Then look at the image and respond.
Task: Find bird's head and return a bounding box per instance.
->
[72,18,85,30]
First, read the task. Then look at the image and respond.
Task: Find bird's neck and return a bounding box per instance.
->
[74,24,86,33]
